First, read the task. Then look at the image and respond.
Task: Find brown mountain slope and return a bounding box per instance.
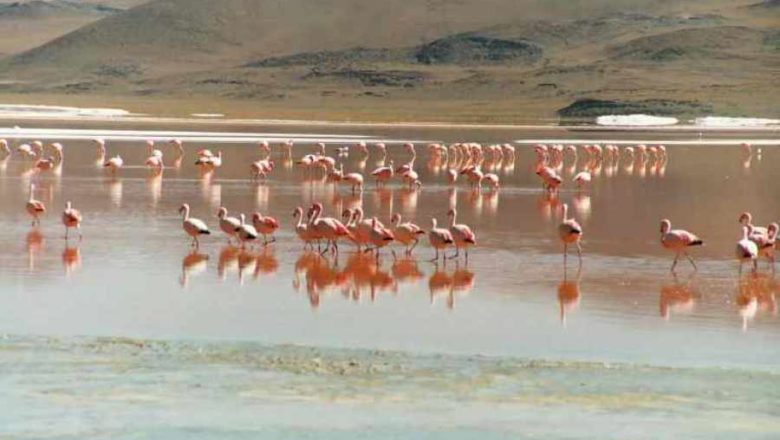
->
[0,0,776,121]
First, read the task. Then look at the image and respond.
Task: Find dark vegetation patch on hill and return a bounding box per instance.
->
[303,69,429,88]
[557,98,713,117]
[0,0,120,19]
[608,26,771,62]
[413,35,543,65]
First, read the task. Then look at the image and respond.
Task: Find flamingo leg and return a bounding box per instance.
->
[671,252,680,272]
[684,252,697,270]
[65,227,69,240]
[430,248,439,262]
[77,225,82,241]
[576,242,582,266]
[563,243,568,266]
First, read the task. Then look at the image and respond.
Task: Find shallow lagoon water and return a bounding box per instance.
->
[0,121,778,438]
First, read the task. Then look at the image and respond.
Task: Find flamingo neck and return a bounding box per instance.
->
[309,206,321,225]
[449,211,456,228]
[562,204,569,221]
[295,210,303,228]
[182,206,190,221]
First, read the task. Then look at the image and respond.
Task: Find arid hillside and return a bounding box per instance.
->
[0,0,777,122]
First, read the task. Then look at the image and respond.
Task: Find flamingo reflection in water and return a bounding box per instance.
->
[557,267,582,327]
[294,252,349,309]
[659,273,697,321]
[429,263,475,310]
[736,272,778,332]
[62,245,82,276]
[26,229,44,271]
[180,250,209,288]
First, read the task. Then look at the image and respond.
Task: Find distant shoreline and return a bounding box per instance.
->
[2,113,779,133]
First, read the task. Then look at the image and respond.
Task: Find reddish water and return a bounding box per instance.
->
[0,123,778,369]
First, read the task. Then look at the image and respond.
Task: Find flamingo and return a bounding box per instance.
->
[342,170,364,194]
[447,208,476,262]
[17,143,36,159]
[573,171,592,190]
[390,213,425,255]
[104,155,124,174]
[660,219,703,271]
[236,214,259,248]
[251,158,274,180]
[293,206,316,250]
[146,140,163,158]
[0,139,10,157]
[170,139,184,155]
[739,212,768,238]
[371,160,394,187]
[258,140,271,156]
[217,207,241,244]
[309,202,352,254]
[195,151,222,171]
[400,169,420,190]
[446,169,458,185]
[482,173,500,192]
[252,212,280,245]
[50,142,64,163]
[179,203,210,248]
[752,222,778,271]
[736,225,759,274]
[26,183,46,226]
[367,217,394,259]
[145,154,164,170]
[34,156,56,172]
[558,203,583,265]
[62,201,82,240]
[428,217,454,262]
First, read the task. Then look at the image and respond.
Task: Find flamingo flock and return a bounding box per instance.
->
[2,136,777,279]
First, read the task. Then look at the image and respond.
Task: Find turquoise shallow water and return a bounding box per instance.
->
[1,336,778,440]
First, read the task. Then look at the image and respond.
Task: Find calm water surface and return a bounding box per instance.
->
[0,122,778,439]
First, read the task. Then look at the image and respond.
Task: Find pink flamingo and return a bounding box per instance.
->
[482,173,500,192]
[660,219,703,271]
[0,139,9,157]
[104,154,123,174]
[309,202,353,254]
[252,212,280,245]
[34,156,56,172]
[573,171,592,191]
[26,184,46,226]
[739,212,768,237]
[293,207,316,250]
[342,170,364,194]
[217,207,241,244]
[558,203,583,265]
[447,208,476,262]
[17,143,36,159]
[195,151,222,172]
[752,222,778,271]
[446,169,458,185]
[736,225,759,274]
[146,140,162,158]
[371,160,394,187]
[251,158,274,180]
[179,204,211,248]
[367,217,394,259]
[391,213,425,255]
[62,201,82,240]
[49,142,64,162]
[428,217,454,262]
[236,213,259,248]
